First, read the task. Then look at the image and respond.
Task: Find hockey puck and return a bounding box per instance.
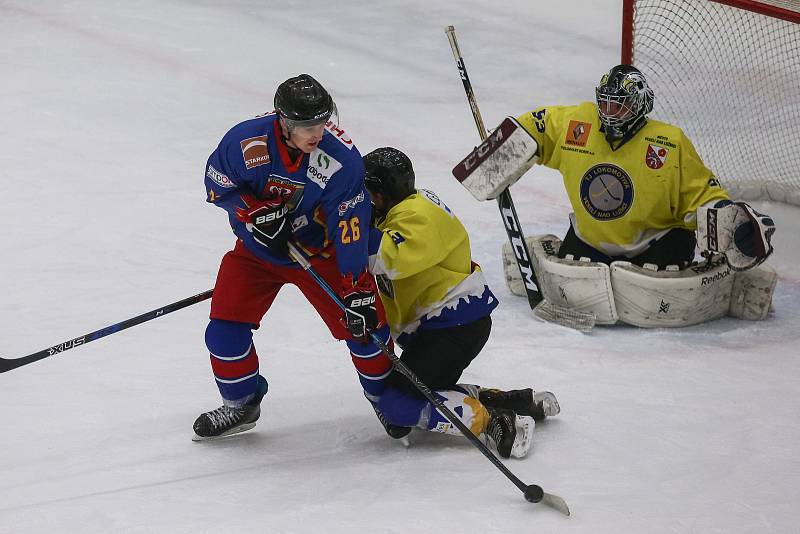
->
[524,485,543,503]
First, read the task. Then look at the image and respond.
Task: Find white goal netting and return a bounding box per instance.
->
[625,0,800,205]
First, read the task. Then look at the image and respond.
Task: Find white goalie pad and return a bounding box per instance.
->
[503,235,618,324]
[611,256,734,327]
[728,262,777,320]
[503,236,776,328]
[452,116,538,201]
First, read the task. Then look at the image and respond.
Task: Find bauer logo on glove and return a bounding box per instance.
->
[235,193,292,255]
[696,200,775,271]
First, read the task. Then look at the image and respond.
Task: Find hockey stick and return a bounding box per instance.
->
[444,25,596,332]
[287,243,570,515]
[0,290,213,373]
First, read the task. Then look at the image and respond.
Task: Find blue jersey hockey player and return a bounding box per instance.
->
[193,74,392,440]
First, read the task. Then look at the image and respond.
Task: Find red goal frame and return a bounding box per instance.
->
[622,0,800,64]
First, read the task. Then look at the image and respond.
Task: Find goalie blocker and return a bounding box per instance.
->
[503,235,776,327]
[452,116,539,201]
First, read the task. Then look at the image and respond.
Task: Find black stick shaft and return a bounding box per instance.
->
[0,290,213,373]
[445,25,543,308]
[287,244,535,497]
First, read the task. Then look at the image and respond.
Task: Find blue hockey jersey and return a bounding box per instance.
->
[204,113,371,278]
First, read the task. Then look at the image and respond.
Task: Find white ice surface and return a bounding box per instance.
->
[1,1,799,533]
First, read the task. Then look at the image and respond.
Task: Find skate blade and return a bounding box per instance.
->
[191,422,257,442]
[510,415,535,458]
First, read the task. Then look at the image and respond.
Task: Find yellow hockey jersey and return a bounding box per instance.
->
[368,189,497,341]
[516,102,728,257]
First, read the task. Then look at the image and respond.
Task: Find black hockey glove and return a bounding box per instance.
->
[341,272,380,340]
[732,201,775,260]
[236,193,291,255]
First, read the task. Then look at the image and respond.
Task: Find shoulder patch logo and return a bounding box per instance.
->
[206,164,235,188]
[579,163,634,220]
[240,135,271,169]
[307,148,342,189]
[338,190,365,215]
[646,144,669,170]
[565,120,592,147]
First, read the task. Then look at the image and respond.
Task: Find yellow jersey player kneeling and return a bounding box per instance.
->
[453,65,777,328]
[363,147,560,459]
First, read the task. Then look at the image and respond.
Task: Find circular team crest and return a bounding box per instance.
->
[579,164,634,220]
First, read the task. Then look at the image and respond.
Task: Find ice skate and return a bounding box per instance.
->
[371,404,412,442]
[484,408,534,459]
[192,375,268,441]
[479,388,560,421]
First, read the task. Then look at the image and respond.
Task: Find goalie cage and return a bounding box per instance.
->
[622,0,800,205]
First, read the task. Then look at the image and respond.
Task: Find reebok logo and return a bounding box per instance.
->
[701,269,731,286]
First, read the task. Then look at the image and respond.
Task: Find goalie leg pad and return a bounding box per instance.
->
[611,255,734,327]
[452,117,539,201]
[503,235,618,324]
[728,262,777,320]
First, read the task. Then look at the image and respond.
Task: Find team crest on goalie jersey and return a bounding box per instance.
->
[580,164,634,221]
[646,144,669,170]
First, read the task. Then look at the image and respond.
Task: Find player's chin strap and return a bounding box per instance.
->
[286,241,570,514]
[444,25,595,333]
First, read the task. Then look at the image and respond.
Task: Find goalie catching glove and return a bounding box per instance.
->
[236,192,291,255]
[341,271,380,340]
[696,200,775,271]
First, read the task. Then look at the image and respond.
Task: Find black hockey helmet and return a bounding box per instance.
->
[595,64,654,140]
[274,74,336,129]
[363,147,416,202]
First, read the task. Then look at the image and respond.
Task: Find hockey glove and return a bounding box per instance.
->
[236,193,291,255]
[696,200,775,271]
[341,271,380,340]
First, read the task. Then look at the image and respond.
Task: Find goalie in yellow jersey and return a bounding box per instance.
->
[362,147,559,458]
[516,64,775,269]
[456,65,777,327]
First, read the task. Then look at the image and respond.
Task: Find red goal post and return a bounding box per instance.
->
[621,0,800,205]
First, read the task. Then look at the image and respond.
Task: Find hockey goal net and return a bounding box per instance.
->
[622,0,800,205]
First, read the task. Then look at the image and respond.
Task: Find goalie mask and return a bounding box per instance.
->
[595,65,654,145]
